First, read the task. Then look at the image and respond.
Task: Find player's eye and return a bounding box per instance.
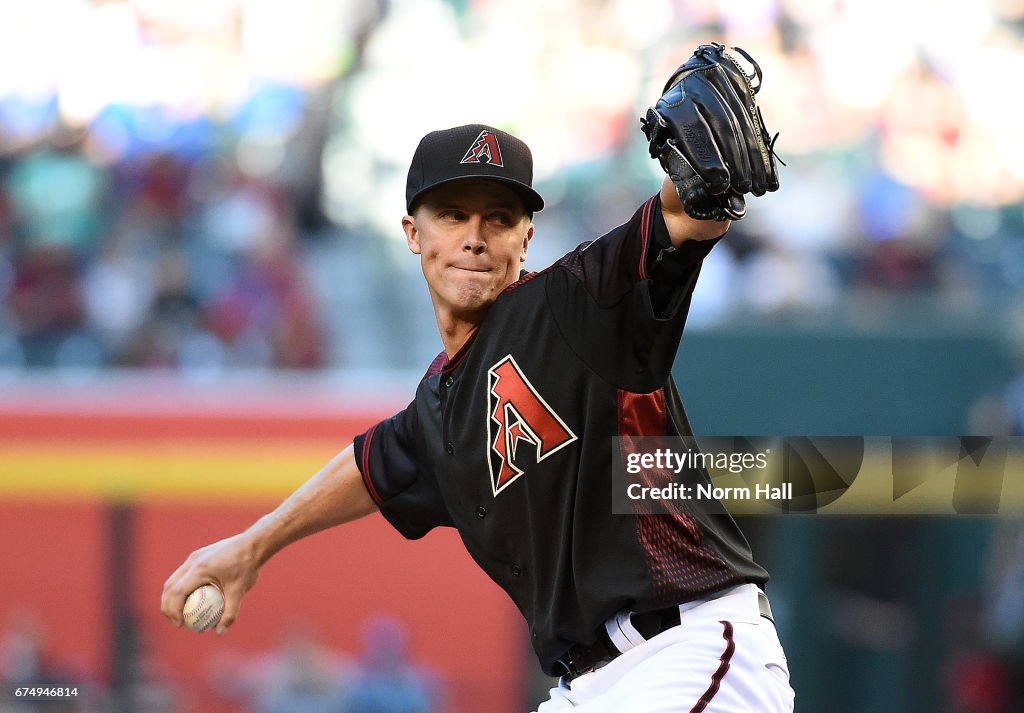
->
[489,212,514,226]
[439,210,465,222]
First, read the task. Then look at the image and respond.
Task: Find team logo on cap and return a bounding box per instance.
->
[486,355,577,496]
[460,130,504,167]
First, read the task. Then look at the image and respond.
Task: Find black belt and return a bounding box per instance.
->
[554,590,774,681]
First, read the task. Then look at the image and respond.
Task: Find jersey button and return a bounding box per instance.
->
[445,442,454,455]
[476,506,487,518]
[511,564,522,577]
[444,375,454,388]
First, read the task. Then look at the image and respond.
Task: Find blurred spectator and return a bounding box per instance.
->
[6,245,86,367]
[211,622,353,713]
[947,652,1013,713]
[343,616,440,713]
[118,652,180,713]
[202,193,325,370]
[209,616,440,713]
[5,133,107,251]
[0,609,105,713]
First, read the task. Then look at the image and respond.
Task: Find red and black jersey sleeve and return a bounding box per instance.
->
[353,400,454,540]
[545,193,721,393]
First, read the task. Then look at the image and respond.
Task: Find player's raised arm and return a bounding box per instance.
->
[160,444,377,635]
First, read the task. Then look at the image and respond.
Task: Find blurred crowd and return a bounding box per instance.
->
[0,611,440,713]
[0,0,1023,374]
[0,133,327,372]
[210,616,441,713]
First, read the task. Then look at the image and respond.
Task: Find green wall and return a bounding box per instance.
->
[675,325,1014,436]
[675,325,1014,713]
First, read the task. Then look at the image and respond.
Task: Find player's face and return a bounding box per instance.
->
[403,180,533,324]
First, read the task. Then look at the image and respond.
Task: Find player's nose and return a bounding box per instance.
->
[461,218,486,254]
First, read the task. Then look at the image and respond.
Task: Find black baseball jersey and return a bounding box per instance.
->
[353,194,769,674]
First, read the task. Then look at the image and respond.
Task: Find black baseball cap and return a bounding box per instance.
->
[405,124,545,215]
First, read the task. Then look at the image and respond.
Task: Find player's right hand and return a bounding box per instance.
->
[161,533,262,636]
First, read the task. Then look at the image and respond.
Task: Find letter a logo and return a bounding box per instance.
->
[460,130,504,167]
[486,355,577,495]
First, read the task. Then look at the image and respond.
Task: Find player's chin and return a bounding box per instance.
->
[447,282,501,315]
[453,289,494,313]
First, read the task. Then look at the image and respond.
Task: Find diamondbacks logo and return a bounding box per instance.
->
[487,355,577,495]
[460,130,504,167]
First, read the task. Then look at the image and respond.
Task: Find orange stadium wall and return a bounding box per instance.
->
[0,380,526,713]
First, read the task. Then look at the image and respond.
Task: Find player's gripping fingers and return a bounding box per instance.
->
[215,582,249,636]
[161,546,225,627]
[161,555,201,628]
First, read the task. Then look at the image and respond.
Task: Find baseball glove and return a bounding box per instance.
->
[641,43,781,222]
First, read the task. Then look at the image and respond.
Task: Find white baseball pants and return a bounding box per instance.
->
[534,584,795,713]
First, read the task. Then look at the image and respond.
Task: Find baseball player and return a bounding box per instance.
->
[162,45,793,712]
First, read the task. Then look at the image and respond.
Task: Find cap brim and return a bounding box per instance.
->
[407,175,544,215]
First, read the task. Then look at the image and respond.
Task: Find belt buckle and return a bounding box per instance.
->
[757,590,774,624]
[557,647,609,683]
[556,652,586,682]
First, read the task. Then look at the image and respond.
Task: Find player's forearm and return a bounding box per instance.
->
[660,177,730,247]
[245,444,378,566]
[161,445,376,632]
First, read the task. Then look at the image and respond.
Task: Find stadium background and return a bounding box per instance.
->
[2,1,1024,711]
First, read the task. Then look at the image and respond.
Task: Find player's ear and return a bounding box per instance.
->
[520,223,533,263]
[402,215,422,255]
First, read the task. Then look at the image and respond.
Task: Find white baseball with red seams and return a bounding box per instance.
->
[182,584,224,633]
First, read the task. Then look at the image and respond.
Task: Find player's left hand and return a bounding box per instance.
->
[641,43,782,222]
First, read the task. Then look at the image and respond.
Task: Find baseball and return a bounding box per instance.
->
[182,584,225,633]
